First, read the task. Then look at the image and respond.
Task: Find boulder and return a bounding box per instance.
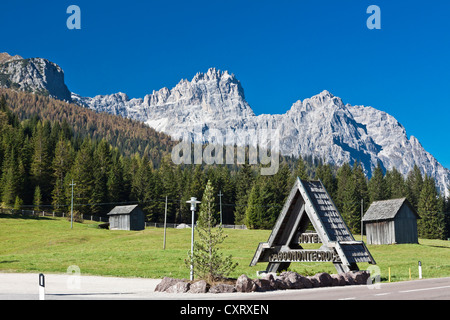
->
[279,271,310,289]
[310,272,333,287]
[342,271,371,286]
[331,274,347,286]
[342,272,355,285]
[308,276,320,288]
[253,279,272,292]
[261,273,278,291]
[166,281,190,293]
[352,271,371,285]
[235,274,256,293]
[155,277,182,292]
[188,280,209,293]
[209,283,236,294]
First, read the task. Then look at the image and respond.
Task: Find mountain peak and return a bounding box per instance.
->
[0,54,72,102]
[192,67,236,83]
[318,90,334,98]
[0,52,23,64]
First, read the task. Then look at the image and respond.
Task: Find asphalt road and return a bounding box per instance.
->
[0,273,449,300]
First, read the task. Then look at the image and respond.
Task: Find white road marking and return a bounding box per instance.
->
[399,285,450,294]
[374,292,391,296]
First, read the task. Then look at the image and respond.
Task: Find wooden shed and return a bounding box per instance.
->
[362,198,420,245]
[107,205,145,231]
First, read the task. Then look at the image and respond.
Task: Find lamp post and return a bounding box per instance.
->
[186,197,201,281]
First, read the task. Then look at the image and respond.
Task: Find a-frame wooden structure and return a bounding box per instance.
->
[250,178,375,274]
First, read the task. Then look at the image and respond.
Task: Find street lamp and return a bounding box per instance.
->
[186,197,201,281]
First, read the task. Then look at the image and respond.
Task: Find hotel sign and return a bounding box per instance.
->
[268,249,341,263]
[250,179,376,274]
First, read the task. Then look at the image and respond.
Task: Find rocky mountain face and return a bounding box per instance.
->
[2,52,448,195]
[74,68,450,195]
[0,53,72,102]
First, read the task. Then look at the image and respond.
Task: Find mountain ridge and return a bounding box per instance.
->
[74,68,450,195]
[1,53,448,195]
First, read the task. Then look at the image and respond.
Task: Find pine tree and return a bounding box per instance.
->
[263,163,291,229]
[245,181,263,229]
[316,163,336,200]
[406,165,423,210]
[13,196,23,211]
[336,163,353,214]
[0,148,21,208]
[294,155,308,180]
[33,186,42,212]
[188,180,237,283]
[71,139,95,215]
[30,121,52,203]
[91,140,112,215]
[368,162,387,203]
[342,173,360,233]
[234,163,254,225]
[159,155,179,222]
[417,175,445,239]
[353,162,369,208]
[385,167,406,199]
[51,138,73,211]
[107,151,125,205]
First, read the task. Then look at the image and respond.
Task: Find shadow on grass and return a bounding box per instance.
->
[0,213,53,221]
[421,244,450,250]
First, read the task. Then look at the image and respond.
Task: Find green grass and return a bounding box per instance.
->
[1,214,449,282]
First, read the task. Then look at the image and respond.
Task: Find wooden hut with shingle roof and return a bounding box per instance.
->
[362,198,420,245]
[107,205,145,231]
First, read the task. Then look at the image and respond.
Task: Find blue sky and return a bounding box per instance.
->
[2,0,450,168]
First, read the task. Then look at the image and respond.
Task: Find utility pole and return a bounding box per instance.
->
[218,190,223,225]
[70,180,76,229]
[163,196,168,250]
[186,197,201,281]
[361,198,364,240]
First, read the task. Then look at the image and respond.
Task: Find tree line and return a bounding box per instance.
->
[1,94,449,239]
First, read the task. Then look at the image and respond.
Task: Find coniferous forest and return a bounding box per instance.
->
[0,90,449,239]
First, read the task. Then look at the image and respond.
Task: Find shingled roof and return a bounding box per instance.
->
[362,198,419,222]
[107,204,139,215]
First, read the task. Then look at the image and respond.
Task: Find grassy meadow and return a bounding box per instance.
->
[0,214,449,282]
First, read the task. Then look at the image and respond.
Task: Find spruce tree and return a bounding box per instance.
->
[294,155,308,180]
[71,139,95,215]
[30,121,52,203]
[0,148,21,208]
[368,162,387,203]
[406,165,423,210]
[52,138,73,211]
[418,175,445,239]
[91,140,112,215]
[336,163,353,214]
[353,162,369,208]
[107,151,125,205]
[188,180,237,283]
[385,167,406,199]
[33,186,42,212]
[13,196,23,211]
[342,173,360,233]
[245,180,263,229]
[234,163,254,225]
